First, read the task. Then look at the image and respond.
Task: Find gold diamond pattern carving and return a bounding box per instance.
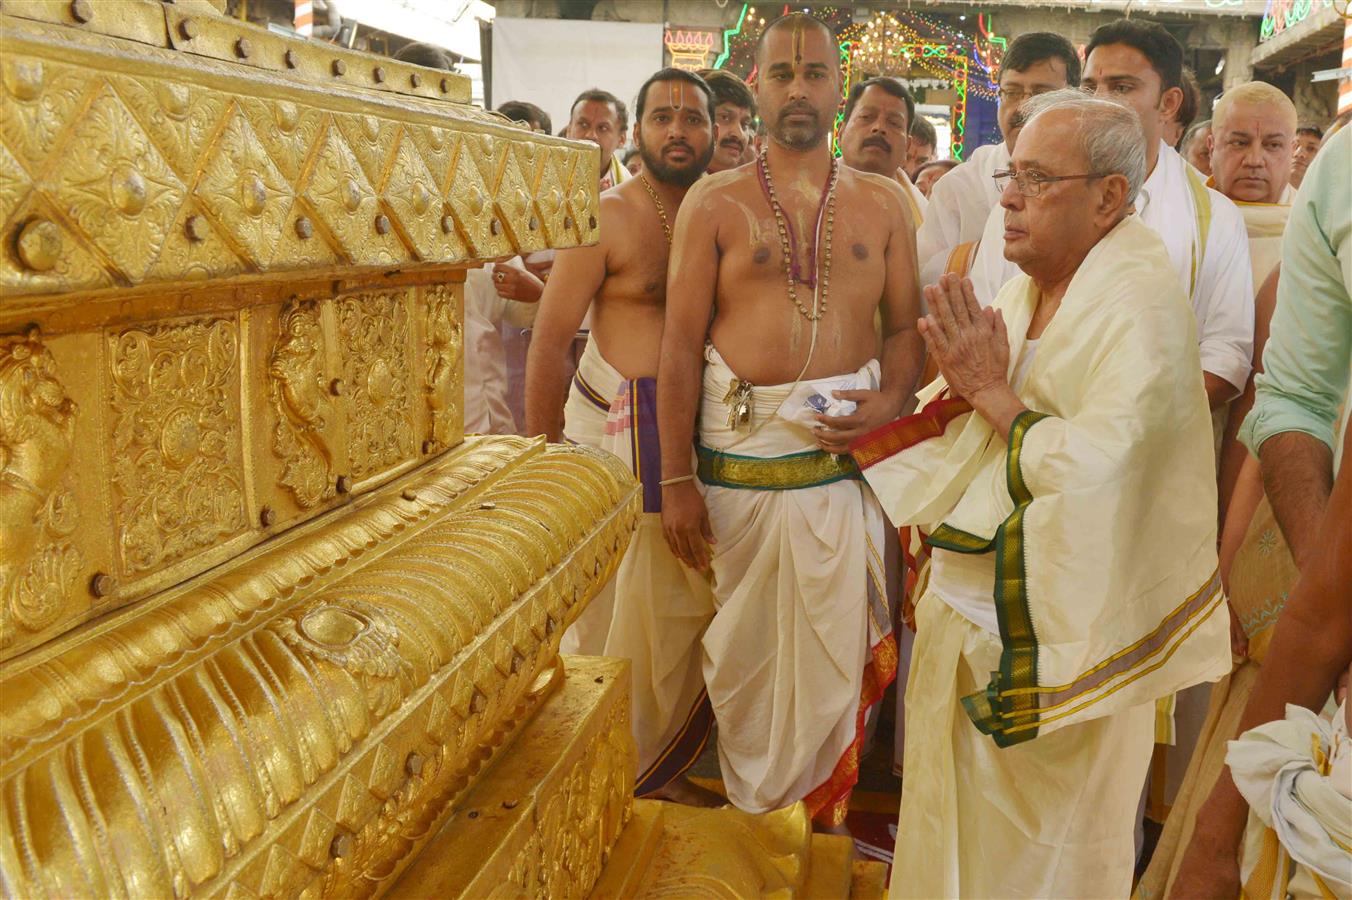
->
[444,139,508,259]
[410,124,454,185]
[301,125,403,266]
[241,98,327,183]
[494,149,546,256]
[381,134,441,260]
[565,150,600,244]
[0,196,113,295]
[109,317,248,576]
[534,152,573,249]
[51,83,186,282]
[0,57,88,172]
[334,113,399,187]
[0,141,29,229]
[146,202,243,282]
[110,75,230,182]
[195,107,294,269]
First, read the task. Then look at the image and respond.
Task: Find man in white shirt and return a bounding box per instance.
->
[915,32,1080,285]
[968,18,1253,412]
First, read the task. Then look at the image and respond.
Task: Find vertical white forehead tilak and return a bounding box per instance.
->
[792,20,805,65]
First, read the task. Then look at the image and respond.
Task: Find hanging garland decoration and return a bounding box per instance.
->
[710,5,997,160]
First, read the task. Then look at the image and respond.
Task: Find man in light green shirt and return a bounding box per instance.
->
[1237,124,1351,570]
[1172,123,1351,898]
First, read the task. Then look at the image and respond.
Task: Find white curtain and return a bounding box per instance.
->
[491,18,664,137]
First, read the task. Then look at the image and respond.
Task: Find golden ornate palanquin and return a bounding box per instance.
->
[0,3,886,896]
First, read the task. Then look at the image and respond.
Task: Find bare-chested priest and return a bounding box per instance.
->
[656,14,924,831]
[524,67,720,805]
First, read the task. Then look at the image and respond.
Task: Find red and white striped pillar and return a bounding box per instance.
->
[294,0,314,37]
[1339,13,1351,115]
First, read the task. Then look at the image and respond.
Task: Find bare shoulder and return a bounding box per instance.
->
[683,167,755,214]
[839,167,909,225]
[596,179,645,245]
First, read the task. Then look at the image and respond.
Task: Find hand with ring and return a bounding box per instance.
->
[490,262,544,303]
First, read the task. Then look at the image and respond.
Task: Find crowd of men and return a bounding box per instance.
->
[462,14,1350,898]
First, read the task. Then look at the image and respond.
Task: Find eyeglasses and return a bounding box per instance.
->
[992,169,1108,198]
[996,87,1052,104]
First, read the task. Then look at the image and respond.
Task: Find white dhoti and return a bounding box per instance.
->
[698,346,895,827]
[893,588,1155,898]
[561,337,716,792]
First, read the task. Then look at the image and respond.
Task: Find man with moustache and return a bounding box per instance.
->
[698,69,756,174]
[657,13,924,831]
[566,87,631,190]
[525,68,720,806]
[839,76,927,224]
[968,20,1253,418]
[916,32,1080,285]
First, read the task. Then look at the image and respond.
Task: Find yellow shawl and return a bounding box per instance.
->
[852,216,1230,746]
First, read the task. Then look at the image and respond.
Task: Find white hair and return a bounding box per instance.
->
[1020,89,1147,206]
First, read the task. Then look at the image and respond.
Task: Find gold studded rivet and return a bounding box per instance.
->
[329,834,353,859]
[329,378,343,396]
[440,77,451,93]
[405,752,425,777]
[440,215,454,234]
[564,215,573,230]
[234,37,251,58]
[295,216,313,239]
[489,218,501,236]
[16,219,62,272]
[400,488,418,502]
[284,48,299,68]
[178,18,198,39]
[374,214,391,235]
[185,215,208,242]
[69,0,92,23]
[90,572,115,598]
[373,65,386,83]
[528,216,539,231]
[410,72,422,88]
[336,474,353,494]
[332,59,346,76]
[260,506,277,527]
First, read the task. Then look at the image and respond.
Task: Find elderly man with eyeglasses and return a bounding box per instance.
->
[851,90,1230,898]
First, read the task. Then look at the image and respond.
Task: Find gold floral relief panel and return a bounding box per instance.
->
[108,315,249,577]
[0,328,89,657]
[337,290,417,482]
[421,283,464,456]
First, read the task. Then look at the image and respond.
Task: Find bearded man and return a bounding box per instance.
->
[524,67,720,805]
[657,14,924,831]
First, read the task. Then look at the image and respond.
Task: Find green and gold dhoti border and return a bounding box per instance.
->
[696,444,862,491]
